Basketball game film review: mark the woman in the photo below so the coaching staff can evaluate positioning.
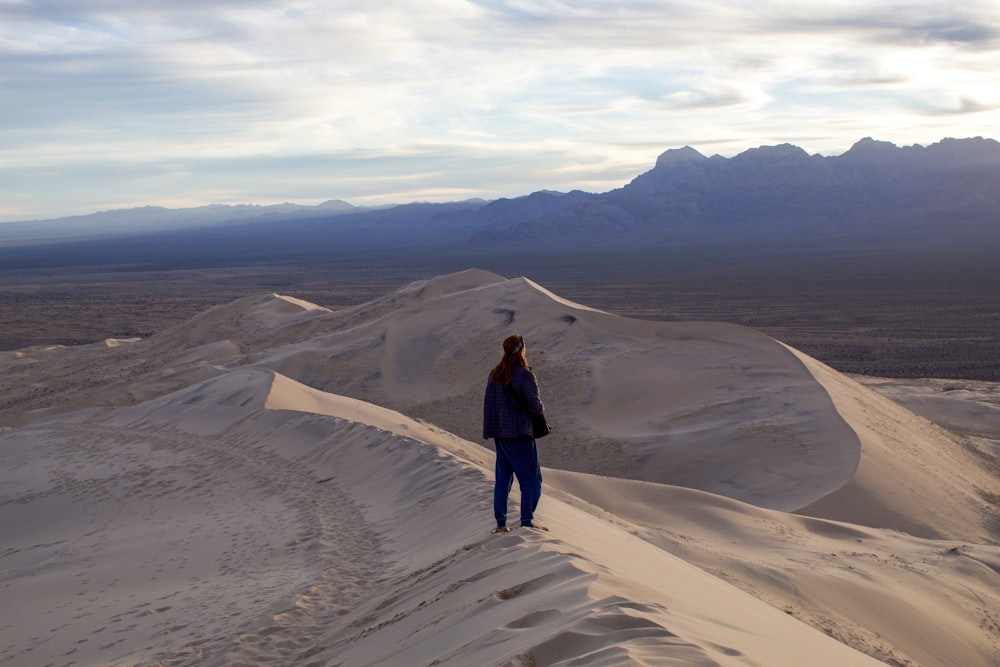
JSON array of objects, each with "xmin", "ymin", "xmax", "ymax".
[{"xmin": 483, "ymin": 333, "xmax": 546, "ymax": 533}]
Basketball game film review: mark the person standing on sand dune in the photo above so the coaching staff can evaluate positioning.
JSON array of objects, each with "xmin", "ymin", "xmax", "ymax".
[{"xmin": 483, "ymin": 334, "xmax": 547, "ymax": 533}]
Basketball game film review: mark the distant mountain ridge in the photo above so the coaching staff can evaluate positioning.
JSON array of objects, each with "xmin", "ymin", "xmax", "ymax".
[
  {"xmin": 625, "ymin": 136, "xmax": 1000, "ymax": 221},
  {"xmin": 2, "ymin": 137, "xmax": 998, "ymax": 257},
  {"xmin": 0, "ymin": 199, "xmax": 359, "ymax": 244},
  {"xmin": 493, "ymin": 136, "xmax": 1000, "ymax": 244}
]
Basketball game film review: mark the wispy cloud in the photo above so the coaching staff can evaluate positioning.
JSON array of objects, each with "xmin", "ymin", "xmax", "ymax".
[{"xmin": 1, "ymin": 0, "xmax": 999, "ymax": 221}]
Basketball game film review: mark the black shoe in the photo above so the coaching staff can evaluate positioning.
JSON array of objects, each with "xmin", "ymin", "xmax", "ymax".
[{"xmin": 521, "ymin": 522, "xmax": 548, "ymax": 531}]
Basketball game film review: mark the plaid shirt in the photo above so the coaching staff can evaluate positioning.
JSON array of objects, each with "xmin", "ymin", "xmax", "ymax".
[{"xmin": 483, "ymin": 365, "xmax": 545, "ymax": 439}]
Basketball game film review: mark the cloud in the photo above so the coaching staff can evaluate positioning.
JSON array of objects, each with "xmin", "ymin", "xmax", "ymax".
[
  {"xmin": 655, "ymin": 83, "xmax": 761, "ymax": 110},
  {"xmin": 2, "ymin": 1, "xmax": 1000, "ymax": 221},
  {"xmin": 919, "ymin": 96, "xmax": 1000, "ymax": 116},
  {"xmin": 748, "ymin": 1, "xmax": 1000, "ymax": 45}
]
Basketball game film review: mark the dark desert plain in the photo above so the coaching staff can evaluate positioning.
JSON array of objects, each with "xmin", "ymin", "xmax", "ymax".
[{"xmin": 2, "ymin": 236, "xmax": 998, "ymax": 381}]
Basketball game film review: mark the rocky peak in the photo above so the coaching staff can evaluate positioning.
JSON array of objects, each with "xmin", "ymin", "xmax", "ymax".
[{"xmin": 654, "ymin": 146, "xmax": 708, "ymax": 168}]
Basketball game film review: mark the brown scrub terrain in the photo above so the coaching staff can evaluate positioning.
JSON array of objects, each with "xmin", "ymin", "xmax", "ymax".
[{"xmin": 1, "ymin": 240, "xmax": 997, "ymax": 381}]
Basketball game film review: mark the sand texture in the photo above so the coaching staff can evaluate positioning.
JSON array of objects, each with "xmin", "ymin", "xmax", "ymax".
[{"xmin": 2, "ymin": 269, "xmax": 998, "ymax": 666}]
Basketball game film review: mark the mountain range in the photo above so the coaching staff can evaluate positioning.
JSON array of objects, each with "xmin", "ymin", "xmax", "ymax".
[{"xmin": 2, "ymin": 136, "xmax": 998, "ymax": 265}]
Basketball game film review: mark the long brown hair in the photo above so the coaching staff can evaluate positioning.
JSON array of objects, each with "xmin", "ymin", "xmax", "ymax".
[{"xmin": 489, "ymin": 334, "xmax": 531, "ymax": 385}]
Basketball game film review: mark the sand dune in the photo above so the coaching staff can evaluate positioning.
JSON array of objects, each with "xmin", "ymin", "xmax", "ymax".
[
  {"xmin": 787, "ymin": 347, "xmax": 998, "ymax": 543},
  {"xmin": 1, "ymin": 269, "xmax": 998, "ymax": 666}
]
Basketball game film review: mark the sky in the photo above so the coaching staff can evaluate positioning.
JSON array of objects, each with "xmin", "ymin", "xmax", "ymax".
[{"xmin": 2, "ymin": 1, "xmax": 999, "ymax": 222}]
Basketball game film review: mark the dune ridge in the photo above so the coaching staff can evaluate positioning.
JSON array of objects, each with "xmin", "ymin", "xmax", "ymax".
[
  {"xmin": 786, "ymin": 345, "xmax": 999, "ymax": 542},
  {"xmin": 1, "ymin": 269, "xmax": 998, "ymax": 666}
]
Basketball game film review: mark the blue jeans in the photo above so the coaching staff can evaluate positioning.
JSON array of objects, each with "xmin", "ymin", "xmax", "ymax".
[{"xmin": 494, "ymin": 436, "xmax": 542, "ymax": 527}]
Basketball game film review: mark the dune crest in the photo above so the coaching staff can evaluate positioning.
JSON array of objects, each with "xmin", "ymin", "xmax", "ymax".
[
  {"xmin": 785, "ymin": 346, "xmax": 999, "ymax": 542},
  {"xmin": 275, "ymin": 293, "xmax": 332, "ymax": 312}
]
